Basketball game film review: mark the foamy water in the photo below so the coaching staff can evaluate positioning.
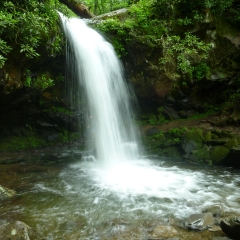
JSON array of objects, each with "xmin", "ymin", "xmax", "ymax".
[{"xmin": 67, "ymin": 157, "xmax": 240, "ymax": 220}]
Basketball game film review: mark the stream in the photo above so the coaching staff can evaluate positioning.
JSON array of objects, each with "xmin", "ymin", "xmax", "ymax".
[{"xmin": 1, "ymin": 153, "xmax": 240, "ymax": 239}]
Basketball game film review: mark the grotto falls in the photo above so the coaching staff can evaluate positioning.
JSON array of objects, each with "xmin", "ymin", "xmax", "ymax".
[{"xmin": 0, "ymin": 13, "xmax": 240, "ymax": 240}]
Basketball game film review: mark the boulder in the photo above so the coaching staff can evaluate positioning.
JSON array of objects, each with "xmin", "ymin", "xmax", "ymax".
[
  {"xmin": 210, "ymin": 146, "xmax": 230, "ymax": 164},
  {"xmin": 0, "ymin": 220, "xmax": 39, "ymax": 240},
  {"xmin": 0, "ymin": 185, "xmax": 16, "ymax": 200},
  {"xmin": 185, "ymin": 213, "xmax": 215, "ymax": 230},
  {"xmin": 190, "ymin": 145, "xmax": 210, "ymax": 163},
  {"xmin": 182, "ymin": 128, "xmax": 203, "ymax": 153},
  {"xmin": 220, "ymin": 218, "xmax": 240, "ymax": 240},
  {"xmin": 149, "ymin": 225, "xmax": 178, "ymax": 239}
]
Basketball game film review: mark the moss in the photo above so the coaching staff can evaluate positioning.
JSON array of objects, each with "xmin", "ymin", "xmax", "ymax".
[
  {"xmin": 203, "ymin": 131, "xmax": 212, "ymax": 142},
  {"xmin": 210, "ymin": 146, "xmax": 230, "ymax": 163},
  {"xmin": 224, "ymin": 138, "xmax": 239, "ymax": 148},
  {"xmin": 162, "ymin": 146, "xmax": 184, "ymax": 161},
  {"xmin": 60, "ymin": 130, "xmax": 79, "ymax": 143},
  {"xmin": 192, "ymin": 145, "xmax": 210, "ymax": 160},
  {"xmin": 182, "ymin": 128, "xmax": 203, "ymax": 153},
  {"xmin": 0, "ymin": 136, "xmax": 48, "ymax": 152}
]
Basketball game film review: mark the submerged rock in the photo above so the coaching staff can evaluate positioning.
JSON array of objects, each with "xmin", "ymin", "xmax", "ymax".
[
  {"xmin": 149, "ymin": 224, "xmax": 178, "ymax": 239},
  {"xmin": 202, "ymin": 204, "xmax": 224, "ymax": 218},
  {"xmin": 0, "ymin": 220, "xmax": 38, "ymax": 240},
  {"xmin": 185, "ymin": 213, "xmax": 215, "ymax": 230},
  {"xmin": 0, "ymin": 185, "xmax": 16, "ymax": 200}
]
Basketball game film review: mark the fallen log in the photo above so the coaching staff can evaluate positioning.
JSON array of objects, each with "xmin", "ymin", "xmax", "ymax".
[{"xmin": 59, "ymin": 0, "xmax": 95, "ymax": 18}]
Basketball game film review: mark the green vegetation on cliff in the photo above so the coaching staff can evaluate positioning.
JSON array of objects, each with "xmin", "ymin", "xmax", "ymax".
[
  {"xmin": 95, "ymin": 0, "xmax": 240, "ymax": 75},
  {"xmin": 0, "ymin": 0, "xmax": 71, "ymax": 67}
]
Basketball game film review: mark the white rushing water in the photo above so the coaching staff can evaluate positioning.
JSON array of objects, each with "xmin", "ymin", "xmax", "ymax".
[{"xmin": 59, "ymin": 13, "xmax": 139, "ymax": 166}]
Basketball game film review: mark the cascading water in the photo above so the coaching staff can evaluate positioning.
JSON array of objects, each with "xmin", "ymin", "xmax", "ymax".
[{"xmin": 59, "ymin": 13, "xmax": 140, "ymax": 166}]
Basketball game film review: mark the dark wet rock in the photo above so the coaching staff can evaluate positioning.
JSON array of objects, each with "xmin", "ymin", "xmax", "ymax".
[
  {"xmin": 220, "ymin": 218, "xmax": 240, "ymax": 240},
  {"xmin": 146, "ymin": 127, "xmax": 161, "ymax": 136},
  {"xmin": 190, "ymin": 145, "xmax": 210, "ymax": 162},
  {"xmin": 163, "ymin": 106, "xmax": 180, "ymax": 120},
  {"xmin": 182, "ymin": 129, "xmax": 203, "ymax": 153},
  {"xmin": 0, "ymin": 185, "xmax": 16, "ymax": 200},
  {"xmin": 226, "ymin": 146, "xmax": 240, "ymax": 168},
  {"xmin": 210, "ymin": 146, "xmax": 230, "ymax": 164},
  {"xmin": 186, "ymin": 213, "xmax": 215, "ymax": 230},
  {"xmin": 208, "ymin": 138, "xmax": 229, "ymax": 146},
  {"xmin": 149, "ymin": 225, "xmax": 178, "ymax": 239},
  {"xmin": 0, "ymin": 220, "xmax": 39, "ymax": 240}
]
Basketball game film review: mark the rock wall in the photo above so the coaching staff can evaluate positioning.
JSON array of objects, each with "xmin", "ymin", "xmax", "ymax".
[
  {"xmin": 122, "ymin": 15, "xmax": 240, "ymax": 124},
  {"xmin": 0, "ymin": 55, "xmax": 83, "ymax": 152}
]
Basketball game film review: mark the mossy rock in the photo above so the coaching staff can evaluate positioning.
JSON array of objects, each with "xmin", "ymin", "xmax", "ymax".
[
  {"xmin": 225, "ymin": 138, "xmax": 239, "ymax": 148},
  {"xmin": 162, "ymin": 146, "xmax": 184, "ymax": 161},
  {"xmin": 182, "ymin": 128, "xmax": 203, "ymax": 153},
  {"xmin": 203, "ymin": 131, "xmax": 212, "ymax": 142},
  {"xmin": 208, "ymin": 138, "xmax": 229, "ymax": 146},
  {"xmin": 193, "ymin": 145, "xmax": 210, "ymax": 160},
  {"xmin": 210, "ymin": 146, "xmax": 230, "ymax": 164},
  {"xmin": 217, "ymin": 131, "xmax": 233, "ymax": 139},
  {"xmin": 233, "ymin": 135, "xmax": 240, "ymax": 144}
]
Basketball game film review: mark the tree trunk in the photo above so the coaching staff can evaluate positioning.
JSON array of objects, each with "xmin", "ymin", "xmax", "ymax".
[{"xmin": 59, "ymin": 0, "xmax": 95, "ymax": 18}]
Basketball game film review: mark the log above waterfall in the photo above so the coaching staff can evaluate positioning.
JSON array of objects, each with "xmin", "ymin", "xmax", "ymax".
[{"xmin": 59, "ymin": 0, "xmax": 95, "ymax": 18}]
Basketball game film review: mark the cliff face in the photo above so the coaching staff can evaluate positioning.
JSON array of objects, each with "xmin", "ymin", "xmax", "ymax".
[
  {"xmin": 122, "ymin": 16, "xmax": 240, "ymax": 124},
  {"xmin": 0, "ymin": 54, "xmax": 83, "ymax": 151},
  {"xmin": 0, "ymin": 3, "xmax": 240, "ymax": 155}
]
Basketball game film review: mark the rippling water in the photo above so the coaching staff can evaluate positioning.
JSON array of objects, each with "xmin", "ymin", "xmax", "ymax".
[{"xmin": 0, "ymin": 156, "xmax": 240, "ymax": 239}]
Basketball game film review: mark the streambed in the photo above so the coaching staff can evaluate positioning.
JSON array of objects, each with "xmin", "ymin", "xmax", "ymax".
[{"xmin": 0, "ymin": 154, "xmax": 239, "ymax": 239}]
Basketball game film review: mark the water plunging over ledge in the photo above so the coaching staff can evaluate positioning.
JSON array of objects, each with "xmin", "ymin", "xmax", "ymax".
[{"xmin": 59, "ymin": 12, "xmax": 140, "ymax": 166}]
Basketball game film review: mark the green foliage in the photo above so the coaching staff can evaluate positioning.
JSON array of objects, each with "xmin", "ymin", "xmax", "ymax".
[
  {"xmin": 193, "ymin": 63, "xmax": 210, "ymax": 81},
  {"xmin": 128, "ymin": 0, "xmax": 166, "ymax": 39},
  {"xmin": 95, "ymin": 18, "xmax": 131, "ymax": 57},
  {"xmin": 60, "ymin": 129, "xmax": 78, "ymax": 142},
  {"xmin": 24, "ymin": 69, "xmax": 32, "ymax": 87},
  {"xmin": 95, "ymin": 0, "xmax": 166, "ymax": 56},
  {"xmin": 34, "ymin": 73, "xmax": 55, "ymax": 90},
  {"xmin": 0, "ymin": 0, "xmax": 71, "ymax": 67},
  {"xmin": 168, "ymin": 127, "xmax": 187, "ymax": 137},
  {"xmin": 24, "ymin": 70, "xmax": 55, "ymax": 90},
  {"xmin": 0, "ymin": 136, "xmax": 47, "ymax": 151},
  {"xmin": 83, "ymin": 0, "xmax": 131, "ymax": 15},
  {"xmin": 148, "ymin": 108, "xmax": 168, "ymax": 125},
  {"xmin": 51, "ymin": 106, "xmax": 73, "ymax": 115},
  {"xmin": 160, "ymin": 33, "xmax": 211, "ymax": 81}
]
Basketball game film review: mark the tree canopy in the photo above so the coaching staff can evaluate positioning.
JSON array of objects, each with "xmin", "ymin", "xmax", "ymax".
[{"xmin": 0, "ymin": 0, "xmax": 239, "ymax": 68}]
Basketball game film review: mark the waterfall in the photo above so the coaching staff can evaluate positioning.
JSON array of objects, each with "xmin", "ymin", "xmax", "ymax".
[{"xmin": 59, "ymin": 13, "xmax": 140, "ymax": 166}]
